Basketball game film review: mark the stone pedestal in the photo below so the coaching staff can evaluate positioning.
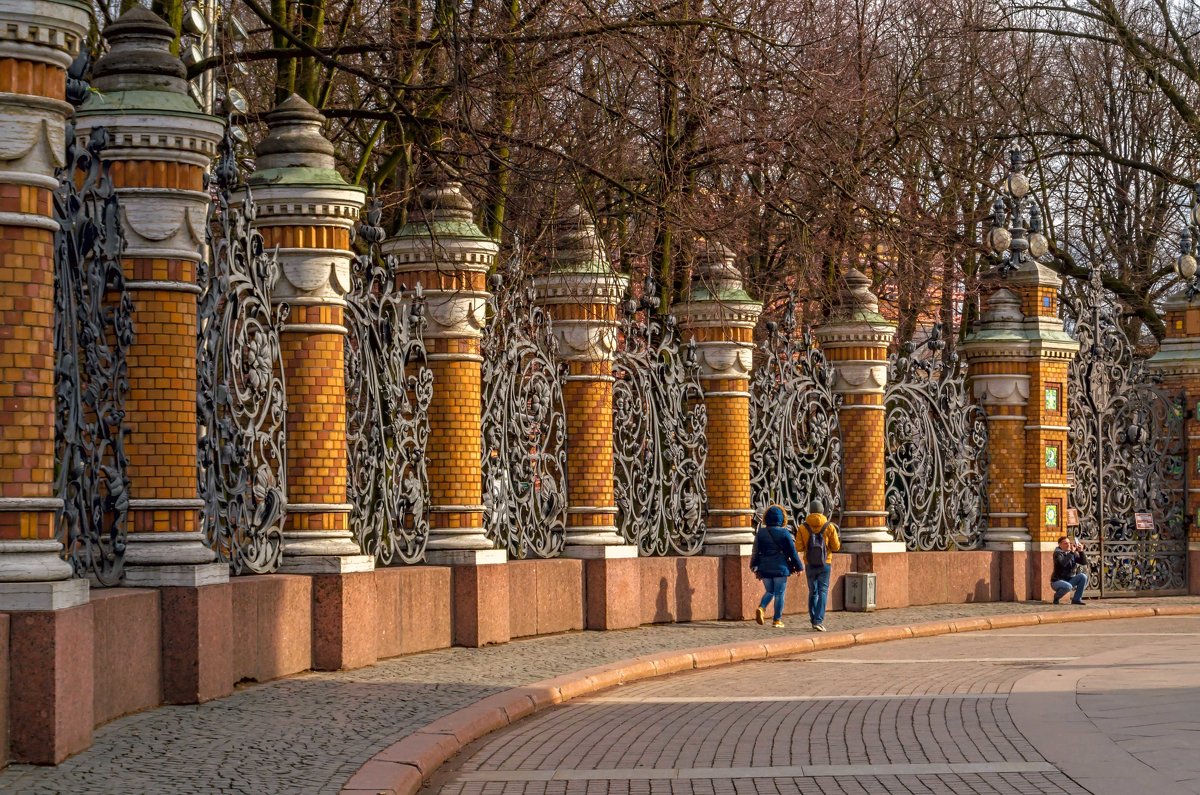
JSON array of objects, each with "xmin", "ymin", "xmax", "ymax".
[
  {"xmin": 159, "ymin": 583, "xmax": 233, "ymax": 704},
  {"xmin": 312, "ymin": 570, "xmax": 378, "ymax": 670},
  {"xmin": 0, "ymin": 0, "xmax": 91, "ymax": 599},
  {"xmin": 584, "ymin": 555, "xmax": 643, "ymax": 630},
  {"xmin": 75, "ymin": 7, "xmax": 225, "ymax": 583},
  {"xmin": 449, "ymin": 559, "xmax": 511, "ymax": 647},
  {"xmin": 237, "ymin": 94, "xmax": 370, "ymax": 574}
]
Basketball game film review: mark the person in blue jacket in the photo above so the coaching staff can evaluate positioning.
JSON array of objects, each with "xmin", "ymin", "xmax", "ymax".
[{"xmin": 749, "ymin": 504, "xmax": 805, "ymax": 628}]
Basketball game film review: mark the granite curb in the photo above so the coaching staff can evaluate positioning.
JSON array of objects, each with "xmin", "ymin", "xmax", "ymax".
[{"xmin": 338, "ymin": 604, "xmax": 1200, "ymax": 794}]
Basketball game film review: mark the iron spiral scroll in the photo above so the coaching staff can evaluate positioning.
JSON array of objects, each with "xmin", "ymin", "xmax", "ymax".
[
  {"xmin": 748, "ymin": 300, "xmax": 842, "ymax": 524},
  {"xmin": 1066, "ymin": 270, "xmax": 1187, "ymax": 595},
  {"xmin": 196, "ymin": 125, "xmax": 288, "ymax": 575},
  {"xmin": 345, "ymin": 200, "xmax": 433, "ymax": 565},
  {"xmin": 480, "ymin": 251, "xmax": 568, "ymax": 559},
  {"xmin": 53, "ymin": 53, "xmax": 134, "ymax": 585},
  {"xmin": 613, "ymin": 277, "xmax": 708, "ymax": 556},
  {"xmin": 883, "ymin": 324, "xmax": 989, "ymax": 550}
]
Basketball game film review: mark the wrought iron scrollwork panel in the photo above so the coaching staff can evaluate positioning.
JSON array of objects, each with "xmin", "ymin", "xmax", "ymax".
[
  {"xmin": 749, "ymin": 302, "xmax": 842, "ymax": 524},
  {"xmin": 1066, "ymin": 271, "xmax": 1187, "ymax": 596},
  {"xmin": 54, "ymin": 56, "xmax": 133, "ymax": 585},
  {"xmin": 613, "ymin": 279, "xmax": 708, "ymax": 556},
  {"xmin": 480, "ymin": 254, "xmax": 568, "ymax": 559},
  {"xmin": 197, "ymin": 126, "xmax": 288, "ymax": 575},
  {"xmin": 345, "ymin": 202, "xmax": 433, "ymax": 565},
  {"xmin": 884, "ymin": 326, "xmax": 989, "ymax": 551}
]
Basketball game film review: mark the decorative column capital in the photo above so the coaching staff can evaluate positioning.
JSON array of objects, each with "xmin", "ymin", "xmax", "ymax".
[
  {"xmin": 813, "ymin": 268, "xmax": 896, "ymax": 396},
  {"xmin": 671, "ymin": 241, "xmax": 761, "ymax": 381},
  {"xmin": 0, "ymin": 0, "xmax": 90, "ymax": 69},
  {"xmin": 382, "ymin": 175, "xmax": 496, "ymax": 342},
  {"xmin": 532, "ymin": 205, "xmax": 629, "ymax": 363},
  {"xmin": 239, "ymin": 94, "xmax": 365, "ymax": 303}
]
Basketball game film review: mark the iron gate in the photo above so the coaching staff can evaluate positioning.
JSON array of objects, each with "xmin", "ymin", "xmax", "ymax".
[{"xmin": 1066, "ymin": 271, "xmax": 1188, "ymax": 596}]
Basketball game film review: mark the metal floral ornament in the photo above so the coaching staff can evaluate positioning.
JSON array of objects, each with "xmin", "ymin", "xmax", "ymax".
[
  {"xmin": 749, "ymin": 297, "xmax": 842, "ymax": 525},
  {"xmin": 54, "ymin": 50, "xmax": 134, "ymax": 585},
  {"xmin": 197, "ymin": 123, "xmax": 288, "ymax": 575},
  {"xmin": 613, "ymin": 276, "xmax": 709, "ymax": 556},
  {"xmin": 986, "ymin": 149, "xmax": 1049, "ymax": 278},
  {"xmin": 345, "ymin": 198, "xmax": 433, "ymax": 565},
  {"xmin": 883, "ymin": 324, "xmax": 989, "ymax": 550},
  {"xmin": 480, "ymin": 247, "xmax": 568, "ymax": 559}
]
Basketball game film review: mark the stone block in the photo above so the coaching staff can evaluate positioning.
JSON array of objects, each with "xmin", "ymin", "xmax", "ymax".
[
  {"xmin": 855, "ymin": 551, "xmax": 910, "ymax": 608},
  {"xmin": 0, "ymin": 613, "xmax": 8, "ymax": 768},
  {"xmin": 999, "ymin": 548, "xmax": 1030, "ymax": 601},
  {"xmin": 1190, "ymin": 550, "xmax": 1200, "ymax": 595},
  {"xmin": 906, "ymin": 553, "xmax": 949, "ymax": 606},
  {"xmin": 1029, "ymin": 549, "xmax": 1056, "ymax": 601},
  {"xmin": 829, "ymin": 552, "xmax": 855, "ymax": 611},
  {"xmin": 8, "ymin": 603, "xmax": 94, "ymax": 764},
  {"xmin": 160, "ymin": 583, "xmax": 233, "ymax": 705},
  {"xmin": 946, "ymin": 551, "xmax": 1000, "ymax": 602},
  {"xmin": 451, "ymin": 563, "xmax": 510, "ymax": 647},
  {"xmin": 719, "ymin": 554, "xmax": 759, "ymax": 620},
  {"xmin": 313, "ymin": 571, "xmax": 377, "ymax": 670},
  {"xmin": 641, "ymin": 557, "xmax": 676, "ymax": 624},
  {"xmin": 230, "ymin": 575, "xmax": 312, "ymax": 684},
  {"xmin": 507, "ymin": 560, "xmax": 538, "ymax": 638},
  {"xmin": 90, "ymin": 588, "xmax": 160, "ymax": 726},
  {"xmin": 584, "ymin": 556, "xmax": 641, "ymax": 630},
  {"xmin": 533, "ymin": 558, "xmax": 583, "ymax": 635},
  {"xmin": 674, "ymin": 556, "xmax": 719, "ymax": 622},
  {"xmin": 381, "ymin": 566, "xmax": 451, "ymax": 657}
]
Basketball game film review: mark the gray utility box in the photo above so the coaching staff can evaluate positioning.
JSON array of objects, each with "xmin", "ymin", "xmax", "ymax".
[{"xmin": 844, "ymin": 572, "xmax": 877, "ymax": 612}]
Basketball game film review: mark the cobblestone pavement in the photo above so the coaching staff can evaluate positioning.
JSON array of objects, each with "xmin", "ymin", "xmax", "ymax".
[
  {"xmin": 2, "ymin": 598, "xmax": 1197, "ymax": 794},
  {"xmin": 432, "ymin": 613, "xmax": 1200, "ymax": 795}
]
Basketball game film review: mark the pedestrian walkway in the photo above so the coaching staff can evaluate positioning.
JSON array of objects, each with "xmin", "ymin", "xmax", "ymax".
[
  {"xmin": 2, "ymin": 598, "xmax": 1197, "ymax": 794},
  {"xmin": 433, "ymin": 614, "xmax": 1200, "ymax": 795}
]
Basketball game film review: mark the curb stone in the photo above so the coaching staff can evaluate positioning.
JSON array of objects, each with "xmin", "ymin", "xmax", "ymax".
[{"xmin": 339, "ymin": 604, "xmax": 1200, "ymax": 795}]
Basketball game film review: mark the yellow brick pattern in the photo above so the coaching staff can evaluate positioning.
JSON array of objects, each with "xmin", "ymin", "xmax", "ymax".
[
  {"xmin": 1027, "ymin": 358, "xmax": 1070, "ymax": 543},
  {"xmin": 702, "ymin": 384, "xmax": 750, "ymax": 521},
  {"xmin": 259, "ymin": 226, "xmax": 350, "ymax": 251},
  {"xmin": 427, "ymin": 355, "xmax": 483, "ymax": 526},
  {"xmin": 564, "ymin": 359, "xmax": 615, "ymax": 527},
  {"xmin": 839, "ymin": 403, "xmax": 886, "ymax": 529}
]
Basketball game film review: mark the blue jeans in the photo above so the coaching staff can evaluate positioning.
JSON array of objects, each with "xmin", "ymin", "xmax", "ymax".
[
  {"xmin": 807, "ymin": 564, "xmax": 831, "ymax": 625},
  {"xmin": 1052, "ymin": 572, "xmax": 1088, "ymax": 603},
  {"xmin": 759, "ymin": 576, "xmax": 788, "ymax": 622}
]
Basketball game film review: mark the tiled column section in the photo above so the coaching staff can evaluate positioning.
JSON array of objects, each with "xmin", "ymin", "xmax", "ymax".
[
  {"xmin": 1148, "ymin": 290, "xmax": 1200, "ymax": 594},
  {"xmin": 534, "ymin": 206, "xmax": 641, "ymax": 630},
  {"xmin": 238, "ymin": 95, "xmax": 370, "ymax": 575},
  {"xmin": 75, "ymin": 8, "xmax": 225, "ymax": 587},
  {"xmin": 814, "ymin": 268, "xmax": 899, "ymax": 551},
  {"xmin": 0, "ymin": 0, "xmax": 91, "ymax": 608},
  {"xmin": 672, "ymin": 243, "xmax": 761, "ymax": 550},
  {"xmin": 383, "ymin": 174, "xmax": 507, "ymax": 647}
]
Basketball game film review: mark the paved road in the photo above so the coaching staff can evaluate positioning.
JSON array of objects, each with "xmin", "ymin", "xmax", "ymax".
[
  {"xmin": 2, "ymin": 599, "xmax": 1196, "ymax": 794},
  {"xmin": 433, "ymin": 615, "xmax": 1200, "ymax": 795}
]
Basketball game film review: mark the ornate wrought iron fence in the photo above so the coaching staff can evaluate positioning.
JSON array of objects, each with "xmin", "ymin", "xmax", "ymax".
[
  {"xmin": 480, "ymin": 252, "xmax": 568, "ymax": 559},
  {"xmin": 196, "ymin": 126, "xmax": 288, "ymax": 574},
  {"xmin": 344, "ymin": 200, "xmax": 433, "ymax": 565},
  {"xmin": 883, "ymin": 325, "xmax": 989, "ymax": 550},
  {"xmin": 1066, "ymin": 270, "xmax": 1188, "ymax": 595},
  {"xmin": 53, "ymin": 53, "xmax": 133, "ymax": 585},
  {"xmin": 613, "ymin": 277, "xmax": 708, "ymax": 556},
  {"xmin": 749, "ymin": 301, "xmax": 842, "ymax": 525}
]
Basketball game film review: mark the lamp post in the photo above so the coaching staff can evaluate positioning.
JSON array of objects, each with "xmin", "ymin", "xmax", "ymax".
[
  {"xmin": 1174, "ymin": 184, "xmax": 1200, "ymax": 297},
  {"xmin": 985, "ymin": 150, "xmax": 1050, "ymax": 277}
]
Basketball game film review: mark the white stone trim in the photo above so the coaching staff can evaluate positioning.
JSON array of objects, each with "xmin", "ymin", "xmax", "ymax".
[
  {"xmin": 1023, "ymin": 483, "xmax": 1069, "ymax": 489},
  {"xmin": 125, "ymin": 280, "xmax": 202, "ymax": 295},
  {"xmin": 127, "ymin": 498, "xmax": 204, "ymax": 509},
  {"xmin": 0, "ymin": 497, "xmax": 62, "ymax": 511},
  {"xmin": 551, "ymin": 319, "xmax": 619, "ymax": 362},
  {"xmin": 281, "ymin": 323, "xmax": 347, "ymax": 335},
  {"xmin": 75, "ymin": 113, "xmax": 223, "ymax": 168},
  {"xmin": 0, "ymin": 211, "xmax": 57, "ymax": 232},
  {"xmin": 0, "ymin": 0, "xmax": 90, "ymax": 67},
  {"xmin": 1025, "ymin": 425, "xmax": 1069, "ymax": 432}
]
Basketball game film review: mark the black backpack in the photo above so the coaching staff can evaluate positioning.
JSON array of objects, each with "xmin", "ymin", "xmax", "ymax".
[{"xmin": 805, "ymin": 522, "xmax": 830, "ymax": 566}]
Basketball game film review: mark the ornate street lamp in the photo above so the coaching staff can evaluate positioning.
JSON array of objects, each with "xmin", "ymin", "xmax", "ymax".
[
  {"xmin": 1173, "ymin": 183, "xmax": 1200, "ymax": 298},
  {"xmin": 984, "ymin": 149, "xmax": 1050, "ymax": 278}
]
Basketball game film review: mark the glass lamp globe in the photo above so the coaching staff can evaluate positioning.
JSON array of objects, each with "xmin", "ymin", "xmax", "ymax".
[
  {"xmin": 1028, "ymin": 232, "xmax": 1048, "ymax": 259},
  {"xmin": 1178, "ymin": 253, "xmax": 1198, "ymax": 280},
  {"xmin": 988, "ymin": 226, "xmax": 1012, "ymax": 253},
  {"xmin": 1192, "ymin": 203, "xmax": 1200, "ymax": 227},
  {"xmin": 1006, "ymin": 172, "xmax": 1030, "ymax": 199}
]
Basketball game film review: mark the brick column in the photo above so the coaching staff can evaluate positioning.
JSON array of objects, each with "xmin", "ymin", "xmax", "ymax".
[
  {"xmin": 814, "ymin": 269, "xmax": 907, "ymax": 606},
  {"xmin": 238, "ymin": 95, "xmax": 370, "ymax": 577},
  {"xmin": 75, "ymin": 8, "xmax": 233, "ymax": 705},
  {"xmin": 75, "ymin": 8, "xmax": 225, "ymax": 588},
  {"xmin": 382, "ymin": 173, "xmax": 508, "ymax": 646},
  {"xmin": 672, "ymin": 242, "xmax": 762, "ymax": 619},
  {"xmin": 0, "ymin": 0, "xmax": 91, "ymax": 609},
  {"xmin": 1147, "ymin": 289, "xmax": 1200, "ymax": 594},
  {"xmin": 0, "ymin": 0, "xmax": 96, "ymax": 764},
  {"xmin": 533, "ymin": 206, "xmax": 639, "ymax": 629}
]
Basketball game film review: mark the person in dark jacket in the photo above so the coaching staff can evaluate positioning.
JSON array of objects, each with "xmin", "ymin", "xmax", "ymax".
[
  {"xmin": 1051, "ymin": 535, "xmax": 1088, "ymax": 604},
  {"xmin": 749, "ymin": 505, "xmax": 805, "ymax": 628}
]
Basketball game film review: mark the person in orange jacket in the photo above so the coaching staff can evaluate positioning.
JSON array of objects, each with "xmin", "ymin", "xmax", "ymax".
[{"xmin": 796, "ymin": 502, "xmax": 840, "ymax": 631}]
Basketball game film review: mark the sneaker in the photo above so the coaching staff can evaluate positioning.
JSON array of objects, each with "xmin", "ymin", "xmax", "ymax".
[
  {"xmin": 814, "ymin": 624, "xmax": 826, "ymax": 632},
  {"xmin": 1071, "ymin": 599, "xmax": 1085, "ymax": 605},
  {"xmin": 755, "ymin": 607, "xmax": 765, "ymax": 625},
  {"xmin": 772, "ymin": 620, "xmax": 785, "ymax": 628}
]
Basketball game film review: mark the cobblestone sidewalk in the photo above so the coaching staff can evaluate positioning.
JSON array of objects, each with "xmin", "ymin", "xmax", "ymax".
[{"xmin": 2, "ymin": 597, "xmax": 1197, "ymax": 794}]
